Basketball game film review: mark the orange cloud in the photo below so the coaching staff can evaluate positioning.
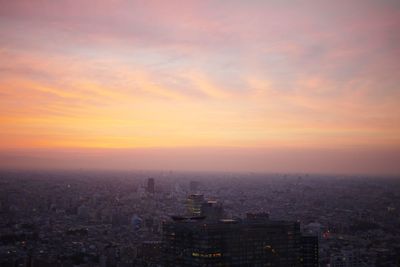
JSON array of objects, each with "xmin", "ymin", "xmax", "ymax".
[{"xmin": 1, "ymin": 0, "xmax": 400, "ymax": 173}]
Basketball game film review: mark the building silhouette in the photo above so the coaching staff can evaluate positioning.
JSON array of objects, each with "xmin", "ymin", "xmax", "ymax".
[
  {"xmin": 162, "ymin": 212, "xmax": 315, "ymax": 267},
  {"xmin": 186, "ymin": 194, "xmax": 204, "ymax": 216},
  {"xmin": 147, "ymin": 178, "xmax": 155, "ymax": 194},
  {"xmin": 301, "ymin": 235, "xmax": 319, "ymax": 267},
  {"xmin": 201, "ymin": 200, "xmax": 224, "ymax": 221},
  {"xmin": 189, "ymin": 180, "xmax": 200, "ymax": 193}
]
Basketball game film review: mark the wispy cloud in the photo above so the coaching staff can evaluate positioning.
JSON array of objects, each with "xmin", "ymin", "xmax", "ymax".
[{"xmin": 0, "ymin": 0, "xmax": 399, "ymax": 172}]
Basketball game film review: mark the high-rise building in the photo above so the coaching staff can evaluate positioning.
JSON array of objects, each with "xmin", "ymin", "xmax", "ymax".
[
  {"xmin": 147, "ymin": 178, "xmax": 155, "ymax": 194},
  {"xmin": 162, "ymin": 213, "xmax": 304, "ymax": 267},
  {"xmin": 189, "ymin": 180, "xmax": 200, "ymax": 193},
  {"xmin": 301, "ymin": 235, "xmax": 318, "ymax": 267},
  {"xmin": 186, "ymin": 194, "xmax": 205, "ymax": 216},
  {"xmin": 201, "ymin": 200, "xmax": 224, "ymax": 221}
]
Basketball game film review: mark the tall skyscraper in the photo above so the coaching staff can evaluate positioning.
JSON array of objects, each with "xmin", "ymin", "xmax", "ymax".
[
  {"xmin": 162, "ymin": 213, "xmax": 306, "ymax": 267},
  {"xmin": 201, "ymin": 200, "xmax": 224, "ymax": 221},
  {"xmin": 147, "ymin": 178, "xmax": 155, "ymax": 194},
  {"xmin": 186, "ymin": 194, "xmax": 204, "ymax": 216}
]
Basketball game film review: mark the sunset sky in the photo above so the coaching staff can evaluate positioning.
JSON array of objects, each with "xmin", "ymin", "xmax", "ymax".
[{"xmin": 0, "ymin": 0, "xmax": 399, "ymax": 174}]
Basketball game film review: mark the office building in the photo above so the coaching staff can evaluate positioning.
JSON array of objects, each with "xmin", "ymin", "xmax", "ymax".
[
  {"xmin": 147, "ymin": 178, "xmax": 155, "ymax": 194},
  {"xmin": 301, "ymin": 235, "xmax": 318, "ymax": 267},
  {"xmin": 201, "ymin": 200, "xmax": 224, "ymax": 221},
  {"xmin": 187, "ymin": 194, "xmax": 205, "ymax": 216},
  {"xmin": 162, "ymin": 213, "xmax": 304, "ymax": 266}
]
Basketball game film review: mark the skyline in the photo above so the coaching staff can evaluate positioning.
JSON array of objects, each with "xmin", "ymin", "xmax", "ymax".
[{"xmin": 1, "ymin": 0, "xmax": 400, "ymax": 174}]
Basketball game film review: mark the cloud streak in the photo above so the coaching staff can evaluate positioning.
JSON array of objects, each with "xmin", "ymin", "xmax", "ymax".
[{"xmin": 0, "ymin": 0, "xmax": 399, "ymax": 173}]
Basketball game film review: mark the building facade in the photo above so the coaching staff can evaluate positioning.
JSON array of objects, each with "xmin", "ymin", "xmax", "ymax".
[
  {"xmin": 147, "ymin": 178, "xmax": 155, "ymax": 194},
  {"xmin": 163, "ymin": 214, "xmax": 305, "ymax": 267}
]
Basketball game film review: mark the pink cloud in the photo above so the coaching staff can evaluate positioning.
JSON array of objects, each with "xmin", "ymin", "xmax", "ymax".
[{"xmin": 1, "ymin": 0, "xmax": 400, "ymax": 173}]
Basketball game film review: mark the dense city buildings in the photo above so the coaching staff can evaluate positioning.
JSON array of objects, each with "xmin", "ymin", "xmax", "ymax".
[
  {"xmin": 0, "ymin": 170, "xmax": 399, "ymax": 266},
  {"xmin": 147, "ymin": 178, "xmax": 155, "ymax": 194},
  {"xmin": 189, "ymin": 181, "xmax": 200, "ymax": 193},
  {"xmin": 164, "ymin": 196, "xmax": 317, "ymax": 267},
  {"xmin": 163, "ymin": 213, "xmax": 305, "ymax": 266}
]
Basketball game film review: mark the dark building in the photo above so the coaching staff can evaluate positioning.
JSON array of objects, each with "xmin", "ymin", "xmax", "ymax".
[
  {"xmin": 162, "ymin": 213, "xmax": 306, "ymax": 267},
  {"xmin": 201, "ymin": 200, "xmax": 224, "ymax": 221},
  {"xmin": 187, "ymin": 194, "xmax": 205, "ymax": 216},
  {"xmin": 189, "ymin": 180, "xmax": 200, "ymax": 193},
  {"xmin": 137, "ymin": 241, "xmax": 163, "ymax": 265},
  {"xmin": 301, "ymin": 235, "xmax": 318, "ymax": 267},
  {"xmin": 147, "ymin": 178, "xmax": 155, "ymax": 194}
]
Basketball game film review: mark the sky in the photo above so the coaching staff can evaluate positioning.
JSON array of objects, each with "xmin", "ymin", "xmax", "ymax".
[{"xmin": 0, "ymin": 0, "xmax": 399, "ymax": 174}]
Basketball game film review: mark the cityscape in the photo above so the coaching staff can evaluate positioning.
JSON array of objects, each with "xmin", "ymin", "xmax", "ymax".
[
  {"xmin": 1, "ymin": 0, "xmax": 400, "ymax": 266},
  {"xmin": 0, "ymin": 171, "xmax": 399, "ymax": 266}
]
